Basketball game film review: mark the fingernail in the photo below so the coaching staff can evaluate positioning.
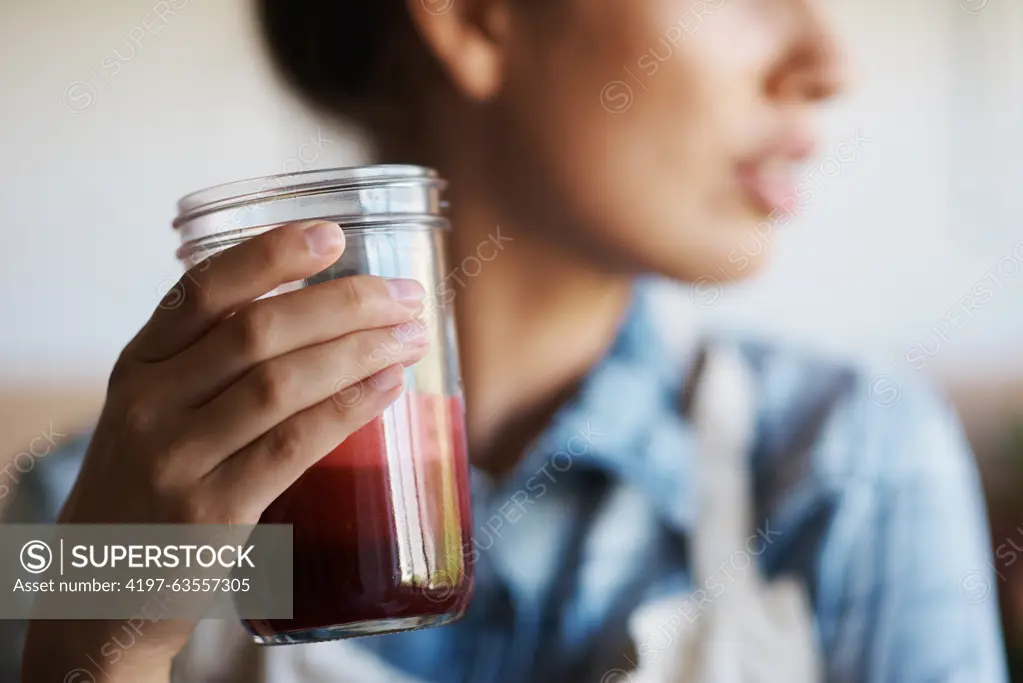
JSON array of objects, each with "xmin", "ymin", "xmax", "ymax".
[
  {"xmin": 386, "ymin": 278, "xmax": 426, "ymax": 305},
  {"xmin": 392, "ymin": 321, "xmax": 430, "ymax": 346},
  {"xmin": 374, "ymin": 366, "xmax": 405, "ymax": 391},
  {"xmin": 304, "ymin": 222, "xmax": 344, "ymax": 256}
]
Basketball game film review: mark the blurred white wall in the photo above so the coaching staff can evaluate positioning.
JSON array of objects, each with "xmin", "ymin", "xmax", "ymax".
[
  {"xmin": 0, "ymin": 0, "xmax": 366, "ymax": 382},
  {"xmin": 0, "ymin": 0, "xmax": 1020, "ymax": 385}
]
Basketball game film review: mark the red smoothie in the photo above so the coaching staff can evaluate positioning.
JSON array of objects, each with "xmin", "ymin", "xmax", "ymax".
[{"xmin": 246, "ymin": 392, "xmax": 474, "ymax": 641}]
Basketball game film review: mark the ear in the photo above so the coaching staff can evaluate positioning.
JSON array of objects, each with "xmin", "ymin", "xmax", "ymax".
[{"xmin": 406, "ymin": 0, "xmax": 511, "ymax": 102}]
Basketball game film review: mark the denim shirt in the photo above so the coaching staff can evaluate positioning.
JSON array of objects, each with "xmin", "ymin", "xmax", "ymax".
[{"xmin": 6, "ymin": 282, "xmax": 1008, "ymax": 683}]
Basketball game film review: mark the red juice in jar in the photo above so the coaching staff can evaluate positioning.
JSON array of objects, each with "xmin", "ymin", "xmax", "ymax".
[
  {"xmin": 173, "ymin": 166, "xmax": 474, "ymax": 645},
  {"xmin": 246, "ymin": 392, "xmax": 474, "ymax": 641}
]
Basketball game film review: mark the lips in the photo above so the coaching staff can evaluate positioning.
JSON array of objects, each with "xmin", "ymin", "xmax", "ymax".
[
  {"xmin": 737, "ymin": 160, "xmax": 800, "ymax": 216},
  {"xmin": 737, "ymin": 131, "xmax": 816, "ymax": 216}
]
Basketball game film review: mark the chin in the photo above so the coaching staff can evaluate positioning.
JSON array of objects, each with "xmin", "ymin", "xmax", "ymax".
[
  {"xmin": 712, "ymin": 248, "xmax": 772, "ymax": 282},
  {"xmin": 636, "ymin": 215, "xmax": 775, "ymax": 284},
  {"xmin": 667, "ymin": 258, "xmax": 770, "ymax": 286}
]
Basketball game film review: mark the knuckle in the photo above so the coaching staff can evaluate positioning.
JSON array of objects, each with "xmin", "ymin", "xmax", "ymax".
[
  {"xmin": 337, "ymin": 274, "xmax": 370, "ymax": 312},
  {"xmin": 122, "ymin": 399, "xmax": 157, "ymax": 434},
  {"xmin": 233, "ymin": 305, "xmax": 276, "ymax": 360},
  {"xmin": 257, "ymin": 229, "xmax": 292, "ymax": 272},
  {"xmin": 251, "ymin": 363, "xmax": 295, "ymax": 413},
  {"xmin": 339, "ymin": 276, "xmax": 379, "ymax": 315},
  {"xmin": 332, "ymin": 379, "xmax": 367, "ymax": 411},
  {"xmin": 335, "ymin": 393, "xmax": 379, "ymax": 432},
  {"xmin": 352, "ymin": 330, "xmax": 389, "ymax": 373},
  {"xmin": 391, "ymin": 319, "xmax": 425, "ymax": 349},
  {"xmin": 263, "ymin": 422, "xmax": 304, "ymax": 467}
]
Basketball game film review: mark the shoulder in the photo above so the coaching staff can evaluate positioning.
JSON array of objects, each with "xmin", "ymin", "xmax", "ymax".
[
  {"xmin": 726, "ymin": 334, "xmax": 978, "ymax": 504},
  {"xmin": 724, "ymin": 337, "xmax": 1006, "ymax": 680}
]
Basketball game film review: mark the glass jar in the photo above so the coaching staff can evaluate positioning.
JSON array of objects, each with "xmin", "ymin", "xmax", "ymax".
[{"xmin": 173, "ymin": 165, "xmax": 474, "ymax": 645}]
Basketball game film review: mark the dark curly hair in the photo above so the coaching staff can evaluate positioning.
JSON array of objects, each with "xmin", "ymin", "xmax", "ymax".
[{"xmin": 256, "ymin": 0, "xmax": 441, "ymax": 150}]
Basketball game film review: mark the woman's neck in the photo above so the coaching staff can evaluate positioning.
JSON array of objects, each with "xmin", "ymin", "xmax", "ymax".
[
  {"xmin": 446, "ymin": 197, "xmax": 633, "ymax": 475},
  {"xmin": 381, "ymin": 110, "xmax": 633, "ymax": 474}
]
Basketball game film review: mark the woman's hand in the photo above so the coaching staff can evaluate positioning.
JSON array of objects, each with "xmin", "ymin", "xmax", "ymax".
[{"xmin": 22, "ymin": 221, "xmax": 428, "ymax": 682}]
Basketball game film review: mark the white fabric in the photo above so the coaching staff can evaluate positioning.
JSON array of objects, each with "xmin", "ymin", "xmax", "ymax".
[{"xmin": 623, "ymin": 343, "xmax": 820, "ymax": 683}]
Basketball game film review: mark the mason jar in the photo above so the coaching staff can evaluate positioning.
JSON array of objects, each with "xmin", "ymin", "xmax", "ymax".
[{"xmin": 173, "ymin": 165, "xmax": 474, "ymax": 645}]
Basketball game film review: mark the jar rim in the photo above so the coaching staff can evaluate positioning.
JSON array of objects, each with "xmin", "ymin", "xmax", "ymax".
[
  {"xmin": 174, "ymin": 164, "xmax": 441, "ymax": 229},
  {"xmin": 176, "ymin": 216, "xmax": 451, "ymax": 263}
]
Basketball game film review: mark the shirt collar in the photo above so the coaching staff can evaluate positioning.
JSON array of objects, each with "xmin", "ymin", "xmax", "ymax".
[{"xmin": 500, "ymin": 280, "xmax": 702, "ymax": 534}]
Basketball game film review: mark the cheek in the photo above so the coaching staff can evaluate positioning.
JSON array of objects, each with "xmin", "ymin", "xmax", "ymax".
[
  {"xmin": 492, "ymin": 0, "xmax": 779, "ymax": 271},
  {"xmin": 576, "ymin": 33, "xmax": 760, "ymax": 239},
  {"xmin": 616, "ymin": 4, "xmax": 777, "ymax": 187}
]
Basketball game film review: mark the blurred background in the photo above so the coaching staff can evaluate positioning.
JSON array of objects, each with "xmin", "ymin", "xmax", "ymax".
[{"xmin": 1, "ymin": 0, "xmax": 1021, "ymax": 675}]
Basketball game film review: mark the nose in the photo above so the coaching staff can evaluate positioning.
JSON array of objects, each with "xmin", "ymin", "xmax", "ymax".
[{"xmin": 766, "ymin": 0, "xmax": 852, "ymax": 103}]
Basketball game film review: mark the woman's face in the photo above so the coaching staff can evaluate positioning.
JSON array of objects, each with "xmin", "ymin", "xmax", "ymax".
[{"xmin": 480, "ymin": 0, "xmax": 848, "ymax": 281}]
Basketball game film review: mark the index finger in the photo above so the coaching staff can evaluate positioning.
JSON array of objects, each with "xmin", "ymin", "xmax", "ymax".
[{"xmin": 128, "ymin": 220, "xmax": 345, "ymax": 362}]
